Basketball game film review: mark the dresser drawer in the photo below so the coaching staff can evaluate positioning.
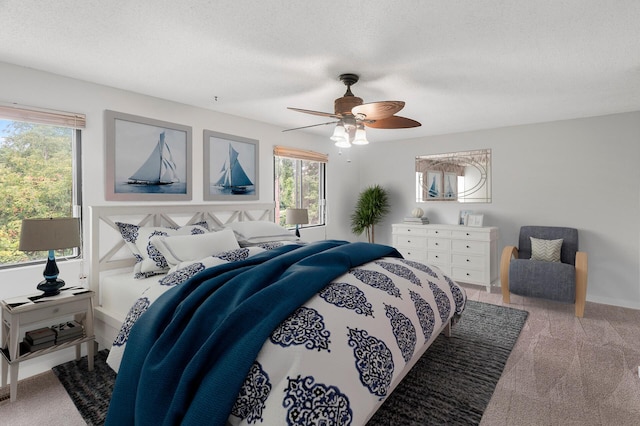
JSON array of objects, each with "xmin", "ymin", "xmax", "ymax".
[
  {"xmin": 428, "ymin": 251, "xmax": 450, "ymax": 265},
  {"xmin": 428, "ymin": 238, "xmax": 450, "ymax": 251},
  {"xmin": 392, "ymin": 225, "xmax": 428, "ymax": 236},
  {"xmin": 452, "ymin": 267, "xmax": 486, "ymax": 283},
  {"xmin": 451, "ymin": 229, "xmax": 490, "ymax": 241},
  {"xmin": 394, "ymin": 235, "xmax": 427, "ymax": 249},
  {"xmin": 452, "ymin": 253, "xmax": 485, "ymax": 269},
  {"xmin": 398, "ymin": 248, "xmax": 427, "ymax": 262},
  {"xmin": 451, "ymin": 239, "xmax": 487, "ymax": 254},
  {"xmin": 427, "ymin": 229, "xmax": 451, "ymax": 237}
]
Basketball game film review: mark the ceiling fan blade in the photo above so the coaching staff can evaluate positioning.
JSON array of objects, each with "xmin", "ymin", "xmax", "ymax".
[
  {"xmin": 352, "ymin": 101, "xmax": 405, "ymax": 120},
  {"xmin": 282, "ymin": 121, "xmax": 338, "ymax": 132},
  {"xmin": 364, "ymin": 115, "xmax": 421, "ymax": 129},
  {"xmin": 287, "ymin": 107, "xmax": 341, "ymax": 119}
]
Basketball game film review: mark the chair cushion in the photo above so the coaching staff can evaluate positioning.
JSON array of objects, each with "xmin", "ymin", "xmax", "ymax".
[
  {"xmin": 530, "ymin": 237, "xmax": 563, "ymax": 262},
  {"xmin": 509, "ymin": 259, "xmax": 576, "ymax": 303}
]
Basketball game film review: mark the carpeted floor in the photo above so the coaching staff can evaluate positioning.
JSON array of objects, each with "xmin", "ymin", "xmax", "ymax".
[{"xmin": 52, "ymin": 300, "xmax": 527, "ymax": 425}]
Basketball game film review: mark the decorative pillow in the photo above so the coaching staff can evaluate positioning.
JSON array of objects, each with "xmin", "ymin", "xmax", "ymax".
[
  {"xmin": 115, "ymin": 222, "xmax": 209, "ymax": 278},
  {"xmin": 224, "ymin": 220, "xmax": 298, "ymax": 246},
  {"xmin": 530, "ymin": 237, "xmax": 563, "ymax": 262},
  {"xmin": 150, "ymin": 229, "xmax": 240, "ymax": 268},
  {"xmin": 160, "ymin": 246, "xmax": 267, "ymax": 286}
]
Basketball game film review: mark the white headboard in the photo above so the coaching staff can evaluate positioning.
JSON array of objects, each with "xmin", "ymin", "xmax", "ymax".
[{"xmin": 88, "ymin": 203, "xmax": 275, "ymax": 302}]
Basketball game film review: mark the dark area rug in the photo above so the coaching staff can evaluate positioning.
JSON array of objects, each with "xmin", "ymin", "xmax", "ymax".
[
  {"xmin": 52, "ymin": 349, "xmax": 115, "ymax": 426},
  {"xmin": 53, "ymin": 300, "xmax": 527, "ymax": 426},
  {"xmin": 367, "ymin": 300, "xmax": 528, "ymax": 425}
]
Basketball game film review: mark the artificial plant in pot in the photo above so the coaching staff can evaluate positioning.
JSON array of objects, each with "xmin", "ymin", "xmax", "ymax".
[{"xmin": 350, "ymin": 184, "xmax": 390, "ymax": 243}]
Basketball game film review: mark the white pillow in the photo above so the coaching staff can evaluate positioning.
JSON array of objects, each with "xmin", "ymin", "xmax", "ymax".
[
  {"xmin": 224, "ymin": 221, "xmax": 298, "ymax": 246},
  {"xmin": 150, "ymin": 229, "xmax": 240, "ymax": 268},
  {"xmin": 530, "ymin": 237, "xmax": 563, "ymax": 262},
  {"xmin": 115, "ymin": 222, "xmax": 209, "ymax": 278}
]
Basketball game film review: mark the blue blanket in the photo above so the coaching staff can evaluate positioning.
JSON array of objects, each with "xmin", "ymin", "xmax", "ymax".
[{"xmin": 106, "ymin": 240, "xmax": 401, "ymax": 425}]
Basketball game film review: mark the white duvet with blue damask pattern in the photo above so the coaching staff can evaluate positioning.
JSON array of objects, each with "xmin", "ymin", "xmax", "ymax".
[{"xmin": 106, "ymin": 242, "xmax": 466, "ymax": 425}]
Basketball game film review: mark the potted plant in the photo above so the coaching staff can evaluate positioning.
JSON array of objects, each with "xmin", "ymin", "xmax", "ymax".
[{"xmin": 350, "ymin": 184, "xmax": 390, "ymax": 243}]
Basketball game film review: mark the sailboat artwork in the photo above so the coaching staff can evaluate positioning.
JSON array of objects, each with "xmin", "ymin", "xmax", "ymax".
[
  {"xmin": 426, "ymin": 170, "xmax": 442, "ymax": 199},
  {"xmin": 443, "ymin": 172, "xmax": 457, "ymax": 199},
  {"xmin": 107, "ymin": 110, "xmax": 191, "ymax": 201},
  {"xmin": 213, "ymin": 143, "xmax": 255, "ymax": 195},
  {"xmin": 127, "ymin": 132, "xmax": 179, "ymax": 185}
]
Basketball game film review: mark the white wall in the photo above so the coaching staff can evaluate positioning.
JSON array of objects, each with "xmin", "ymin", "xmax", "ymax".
[{"xmin": 358, "ymin": 112, "xmax": 640, "ymax": 309}]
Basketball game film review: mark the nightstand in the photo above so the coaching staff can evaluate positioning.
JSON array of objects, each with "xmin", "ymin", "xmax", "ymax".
[{"xmin": 0, "ymin": 287, "xmax": 95, "ymax": 402}]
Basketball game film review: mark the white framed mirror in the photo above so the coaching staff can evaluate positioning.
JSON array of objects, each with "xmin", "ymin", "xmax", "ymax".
[{"xmin": 415, "ymin": 149, "xmax": 491, "ymax": 203}]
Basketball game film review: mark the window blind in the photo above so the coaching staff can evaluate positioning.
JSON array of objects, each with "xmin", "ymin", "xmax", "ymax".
[
  {"xmin": 0, "ymin": 103, "xmax": 86, "ymax": 129},
  {"xmin": 274, "ymin": 145, "xmax": 328, "ymax": 163}
]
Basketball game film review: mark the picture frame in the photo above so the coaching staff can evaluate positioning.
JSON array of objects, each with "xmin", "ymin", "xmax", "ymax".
[
  {"xmin": 443, "ymin": 172, "xmax": 458, "ymax": 200},
  {"xmin": 105, "ymin": 110, "xmax": 192, "ymax": 201},
  {"xmin": 203, "ymin": 130, "xmax": 258, "ymax": 201},
  {"xmin": 467, "ymin": 214, "xmax": 484, "ymax": 227},
  {"xmin": 426, "ymin": 170, "xmax": 443, "ymax": 200},
  {"xmin": 459, "ymin": 209, "xmax": 474, "ymax": 225}
]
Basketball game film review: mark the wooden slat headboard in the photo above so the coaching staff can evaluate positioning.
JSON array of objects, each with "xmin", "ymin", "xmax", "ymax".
[{"xmin": 88, "ymin": 203, "xmax": 275, "ymax": 302}]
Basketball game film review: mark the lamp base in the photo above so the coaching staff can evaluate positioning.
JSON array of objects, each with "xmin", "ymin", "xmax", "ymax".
[{"xmin": 37, "ymin": 278, "xmax": 65, "ymax": 297}]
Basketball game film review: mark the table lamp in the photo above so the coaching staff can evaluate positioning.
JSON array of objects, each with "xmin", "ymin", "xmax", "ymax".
[
  {"xmin": 19, "ymin": 217, "xmax": 81, "ymax": 296},
  {"xmin": 285, "ymin": 208, "xmax": 308, "ymax": 238}
]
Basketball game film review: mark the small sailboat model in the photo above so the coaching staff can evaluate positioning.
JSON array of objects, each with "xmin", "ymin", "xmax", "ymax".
[
  {"xmin": 215, "ymin": 144, "xmax": 253, "ymax": 194},
  {"xmin": 128, "ymin": 132, "xmax": 179, "ymax": 185}
]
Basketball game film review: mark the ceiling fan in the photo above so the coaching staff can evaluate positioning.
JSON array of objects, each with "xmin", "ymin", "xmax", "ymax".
[{"xmin": 284, "ymin": 73, "xmax": 421, "ymax": 147}]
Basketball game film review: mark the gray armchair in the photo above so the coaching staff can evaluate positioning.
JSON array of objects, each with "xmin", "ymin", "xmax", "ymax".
[{"xmin": 501, "ymin": 226, "xmax": 588, "ymax": 317}]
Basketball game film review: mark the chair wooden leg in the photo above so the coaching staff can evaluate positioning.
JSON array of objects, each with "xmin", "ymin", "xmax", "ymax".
[
  {"xmin": 500, "ymin": 246, "xmax": 517, "ymax": 304},
  {"xmin": 575, "ymin": 251, "xmax": 588, "ymax": 317}
]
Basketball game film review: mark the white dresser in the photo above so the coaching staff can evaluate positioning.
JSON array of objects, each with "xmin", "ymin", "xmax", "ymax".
[{"xmin": 391, "ymin": 223, "xmax": 499, "ymax": 292}]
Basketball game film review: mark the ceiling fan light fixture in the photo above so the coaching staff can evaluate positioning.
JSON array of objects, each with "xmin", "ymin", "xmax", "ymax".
[
  {"xmin": 352, "ymin": 125, "xmax": 369, "ymax": 145},
  {"xmin": 334, "ymin": 136, "xmax": 351, "ymax": 148},
  {"xmin": 330, "ymin": 123, "xmax": 347, "ymax": 142}
]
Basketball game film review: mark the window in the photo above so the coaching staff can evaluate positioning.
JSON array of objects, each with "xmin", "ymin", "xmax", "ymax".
[
  {"xmin": 274, "ymin": 146, "xmax": 327, "ymax": 229},
  {"xmin": 0, "ymin": 105, "xmax": 84, "ymax": 268}
]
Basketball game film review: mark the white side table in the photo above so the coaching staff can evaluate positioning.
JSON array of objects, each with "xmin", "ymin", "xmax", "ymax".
[{"xmin": 0, "ymin": 288, "xmax": 95, "ymax": 402}]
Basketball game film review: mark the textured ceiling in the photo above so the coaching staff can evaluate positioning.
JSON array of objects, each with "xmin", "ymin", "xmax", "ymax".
[{"xmin": 1, "ymin": 1, "xmax": 639, "ymax": 142}]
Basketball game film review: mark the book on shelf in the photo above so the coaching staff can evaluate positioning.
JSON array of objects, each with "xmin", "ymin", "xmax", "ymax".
[
  {"xmin": 22, "ymin": 338, "xmax": 55, "ymax": 353},
  {"xmin": 25, "ymin": 327, "xmax": 56, "ymax": 345},
  {"xmin": 51, "ymin": 320, "xmax": 84, "ymax": 342}
]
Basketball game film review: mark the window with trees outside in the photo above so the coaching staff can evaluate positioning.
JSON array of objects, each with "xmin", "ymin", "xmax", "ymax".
[
  {"xmin": 0, "ymin": 105, "xmax": 84, "ymax": 268},
  {"xmin": 274, "ymin": 146, "xmax": 327, "ymax": 230}
]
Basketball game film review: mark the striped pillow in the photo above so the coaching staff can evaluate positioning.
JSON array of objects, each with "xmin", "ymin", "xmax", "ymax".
[{"xmin": 530, "ymin": 237, "xmax": 563, "ymax": 262}]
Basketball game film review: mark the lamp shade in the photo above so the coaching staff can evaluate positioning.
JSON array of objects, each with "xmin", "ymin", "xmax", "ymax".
[
  {"xmin": 352, "ymin": 125, "xmax": 369, "ymax": 145},
  {"xmin": 19, "ymin": 217, "xmax": 81, "ymax": 251},
  {"xmin": 285, "ymin": 209, "xmax": 309, "ymax": 225}
]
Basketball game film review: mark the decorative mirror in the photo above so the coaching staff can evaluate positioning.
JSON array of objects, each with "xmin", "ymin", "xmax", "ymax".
[{"xmin": 415, "ymin": 149, "xmax": 491, "ymax": 203}]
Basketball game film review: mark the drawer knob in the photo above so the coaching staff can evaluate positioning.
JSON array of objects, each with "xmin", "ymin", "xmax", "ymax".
[
  {"xmin": 466, "ymin": 273, "xmax": 470, "ymax": 276},
  {"xmin": 466, "ymin": 259, "xmax": 470, "ymax": 262},
  {"xmin": 407, "ymin": 240, "xmax": 411, "ymax": 243},
  {"xmin": 435, "ymin": 255, "xmax": 439, "ymax": 258},
  {"xmin": 466, "ymin": 232, "xmax": 470, "ymax": 236},
  {"xmin": 466, "ymin": 245, "xmax": 470, "ymax": 248},
  {"xmin": 435, "ymin": 242, "xmax": 439, "ymax": 246}
]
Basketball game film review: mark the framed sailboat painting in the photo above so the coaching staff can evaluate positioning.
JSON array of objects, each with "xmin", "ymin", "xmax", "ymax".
[
  {"xmin": 105, "ymin": 110, "xmax": 192, "ymax": 201},
  {"xmin": 203, "ymin": 130, "xmax": 258, "ymax": 201}
]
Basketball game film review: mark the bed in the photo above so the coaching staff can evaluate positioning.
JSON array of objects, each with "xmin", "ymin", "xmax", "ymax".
[{"xmin": 88, "ymin": 203, "xmax": 466, "ymax": 425}]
